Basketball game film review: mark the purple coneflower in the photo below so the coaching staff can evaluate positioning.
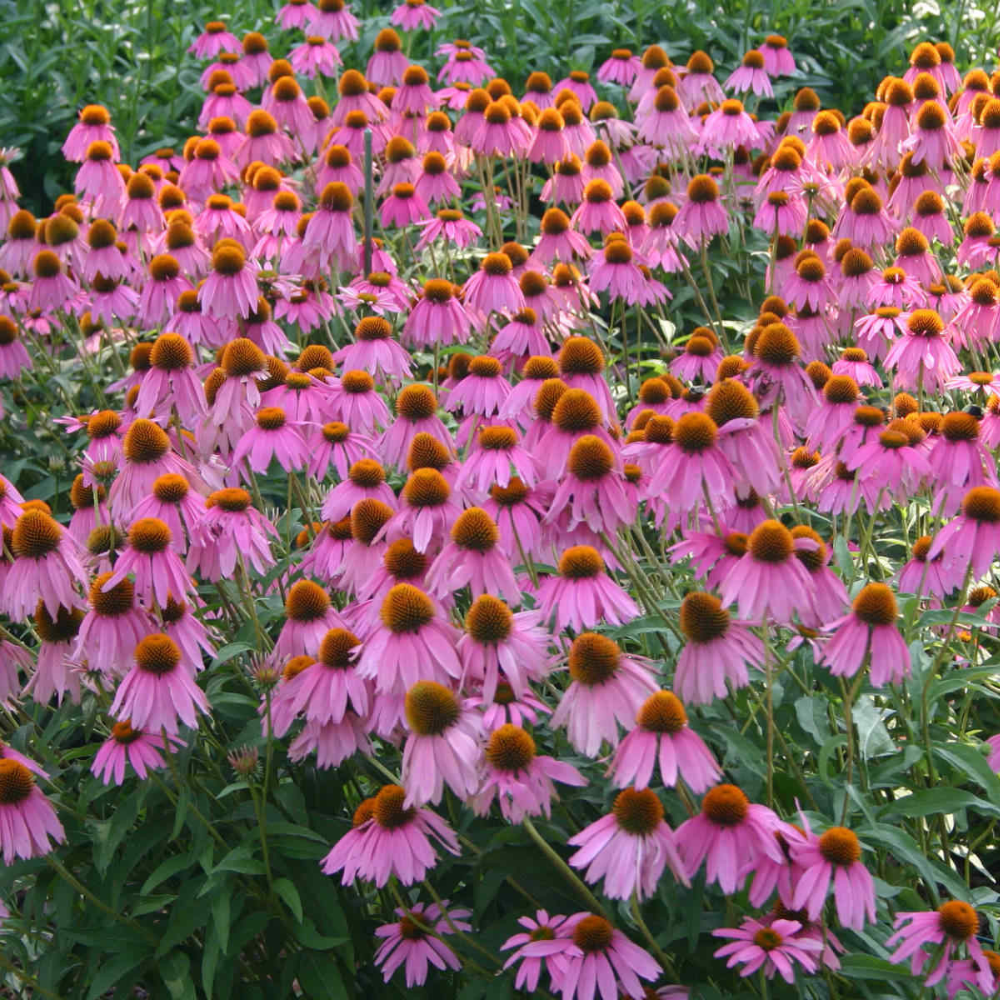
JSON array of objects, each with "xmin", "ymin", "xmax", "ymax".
[
  {"xmin": 609, "ymin": 689, "xmax": 721, "ymax": 791},
  {"xmin": 550, "ymin": 631, "xmax": 657, "ymax": 756},
  {"xmin": 320, "ymin": 783, "xmax": 460, "ymax": 886},
  {"xmin": 111, "ymin": 634, "xmax": 209, "ymax": 736},
  {"xmin": 820, "ymin": 582, "xmax": 910, "ymax": 687}
]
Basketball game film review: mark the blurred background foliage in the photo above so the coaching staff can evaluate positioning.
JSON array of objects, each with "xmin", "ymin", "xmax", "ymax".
[{"xmin": 3, "ymin": 0, "xmax": 999, "ymax": 216}]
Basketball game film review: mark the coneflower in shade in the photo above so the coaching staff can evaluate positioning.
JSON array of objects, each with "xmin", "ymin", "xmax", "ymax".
[
  {"xmin": 160, "ymin": 595, "xmax": 214, "ymax": 669},
  {"xmin": 333, "ymin": 316, "xmax": 412, "ymax": 385},
  {"xmin": 75, "ymin": 140, "xmax": 126, "ymax": 217},
  {"xmin": 444, "ymin": 355, "xmax": 511, "ymax": 433},
  {"xmin": 926, "ymin": 412, "xmax": 999, "ymax": 517},
  {"xmin": 425, "ymin": 507, "xmax": 520, "ymax": 603},
  {"xmin": 66, "ymin": 475, "xmax": 108, "ymax": 549},
  {"xmin": 3, "ymin": 508, "xmax": 88, "ymax": 620},
  {"xmin": 530, "ymin": 207, "xmax": 593, "ymax": 266},
  {"xmin": 28, "ymin": 249, "xmax": 80, "ymax": 314},
  {"xmin": 458, "ymin": 595, "xmax": 549, "ymax": 703},
  {"xmin": 102, "ymin": 518, "xmax": 194, "ymax": 609},
  {"xmin": 788, "ymin": 526, "xmax": 849, "ymax": 629},
  {"xmin": 0, "ymin": 474, "xmax": 24, "ymax": 530},
  {"xmin": 0, "ymin": 757, "xmax": 65, "ymax": 863},
  {"xmin": 609, "ymin": 689, "xmax": 721, "ymax": 792},
  {"xmin": 135, "ymin": 332, "xmax": 205, "ymax": 425},
  {"xmin": 402, "ymin": 279, "xmax": 471, "ymax": 349},
  {"xmin": 75, "ymin": 572, "xmax": 152, "ymax": 677},
  {"xmin": 272, "ymin": 628, "xmax": 369, "ymax": 734},
  {"xmin": 91, "ymin": 720, "xmax": 182, "ymax": 785},
  {"xmin": 400, "ymin": 680, "xmax": 480, "ymax": 806},
  {"xmin": 469, "ymin": 681, "xmax": 549, "ymax": 732},
  {"xmin": 500, "ymin": 910, "xmax": 571, "ymax": 994},
  {"xmin": 672, "ymin": 328, "xmax": 724, "ymax": 384},
  {"xmin": 473, "ymin": 723, "xmax": 585, "ymax": 823},
  {"xmin": 457, "ymin": 425, "xmax": 539, "ymax": 499},
  {"xmin": 381, "ymin": 468, "xmax": 462, "ymax": 555},
  {"xmin": 186, "ymin": 488, "xmax": 278, "ymax": 581},
  {"xmin": 550, "ymin": 631, "xmax": 657, "ymax": 756},
  {"xmin": 789, "ymin": 818, "xmax": 875, "ymax": 930},
  {"xmin": 63, "ymin": 104, "xmax": 120, "ymax": 162},
  {"xmin": 697, "ymin": 98, "xmax": 759, "ymax": 157},
  {"xmin": 356, "ymin": 583, "xmax": 462, "ymax": 694},
  {"xmin": 537, "ymin": 546, "xmax": 640, "ymax": 633},
  {"xmin": 320, "ymin": 783, "xmax": 460, "ymax": 886},
  {"xmin": 726, "ymin": 49, "xmax": 773, "ymax": 96},
  {"xmin": 675, "ymin": 174, "xmax": 729, "ymax": 249},
  {"xmin": 570, "ymin": 178, "xmax": 626, "ymax": 237},
  {"xmin": 946, "ymin": 952, "xmax": 1000, "ymax": 999},
  {"xmin": 322, "ymin": 458, "xmax": 395, "ymax": 522},
  {"xmin": 749, "ymin": 322, "xmax": 818, "ymax": 429},
  {"xmin": 547, "ymin": 435, "xmax": 632, "ymax": 538},
  {"xmin": 676, "ymin": 783, "xmax": 785, "ymax": 893},
  {"xmin": 888, "ymin": 901, "xmax": 993, "ymax": 993},
  {"xmin": 674, "ymin": 591, "xmax": 764, "ymax": 704},
  {"xmin": 322, "ymin": 376, "xmax": 388, "ymax": 443},
  {"xmin": 645, "ymin": 411, "xmax": 736, "ymax": 514},
  {"xmin": 713, "ymin": 917, "xmax": 821, "ymax": 983},
  {"xmin": 535, "ymin": 386, "xmax": 614, "ymax": 478},
  {"xmin": 463, "ymin": 251, "xmax": 525, "ymax": 316},
  {"xmin": 928, "ymin": 487, "xmax": 1000, "ymax": 578},
  {"xmin": 704, "ymin": 379, "xmax": 782, "ymax": 498},
  {"xmin": 569, "ymin": 786, "xmax": 688, "ymax": 900},
  {"xmin": 898, "ymin": 534, "xmax": 960, "ymax": 598},
  {"xmin": 26, "ymin": 602, "xmax": 84, "ymax": 706},
  {"xmin": 588, "ymin": 238, "xmax": 646, "ymax": 303},
  {"xmin": 374, "ymin": 899, "xmax": 468, "ymax": 987},
  {"xmin": 273, "ymin": 580, "xmax": 347, "ymax": 660},
  {"xmin": 111, "ymin": 634, "xmax": 209, "ymax": 736},
  {"xmin": 198, "ymin": 241, "xmax": 259, "ymax": 320},
  {"xmin": 230, "ymin": 406, "xmax": 310, "ymax": 475},
  {"xmin": 720, "ymin": 520, "xmax": 818, "ymax": 625},
  {"xmin": 482, "ymin": 477, "xmax": 553, "ymax": 561},
  {"xmin": 820, "ymin": 582, "xmax": 910, "ymax": 687},
  {"xmin": 298, "ymin": 517, "xmax": 357, "ymax": 585},
  {"xmin": 514, "ymin": 912, "xmax": 659, "ymax": 1000}
]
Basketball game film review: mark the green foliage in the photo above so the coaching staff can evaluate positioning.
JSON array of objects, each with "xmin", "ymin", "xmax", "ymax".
[{"xmin": 4, "ymin": 0, "xmax": 1000, "ymax": 214}]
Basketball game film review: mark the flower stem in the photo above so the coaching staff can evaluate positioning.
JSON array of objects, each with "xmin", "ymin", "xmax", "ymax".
[
  {"xmin": 521, "ymin": 816, "xmax": 610, "ymax": 920},
  {"xmin": 630, "ymin": 892, "xmax": 677, "ymax": 977}
]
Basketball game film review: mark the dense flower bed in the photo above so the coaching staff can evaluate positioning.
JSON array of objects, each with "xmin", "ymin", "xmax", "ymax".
[{"xmin": 1, "ymin": 4, "xmax": 1000, "ymax": 997}]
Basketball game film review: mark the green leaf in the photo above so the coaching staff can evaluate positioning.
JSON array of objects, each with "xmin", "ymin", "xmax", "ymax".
[
  {"xmin": 839, "ymin": 953, "xmax": 913, "ymax": 982},
  {"xmin": 881, "ymin": 788, "xmax": 1000, "ymax": 820},
  {"xmin": 161, "ymin": 951, "xmax": 196, "ymax": 1000},
  {"xmin": 853, "ymin": 695, "xmax": 894, "ymax": 759},
  {"xmin": 273, "ymin": 877, "xmax": 303, "ymax": 923},
  {"xmin": 795, "ymin": 695, "xmax": 830, "ymax": 745},
  {"xmin": 85, "ymin": 946, "xmax": 149, "ymax": 1000},
  {"xmin": 294, "ymin": 917, "xmax": 349, "ymax": 950},
  {"xmin": 214, "ymin": 846, "xmax": 267, "ymax": 875},
  {"xmin": 212, "ymin": 889, "xmax": 231, "ymax": 954},
  {"xmin": 934, "ymin": 743, "xmax": 1000, "ymax": 804},
  {"xmin": 203, "ymin": 921, "xmax": 221, "ymax": 999},
  {"xmin": 296, "ymin": 952, "xmax": 348, "ymax": 999},
  {"xmin": 140, "ymin": 854, "xmax": 192, "ymax": 895}
]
